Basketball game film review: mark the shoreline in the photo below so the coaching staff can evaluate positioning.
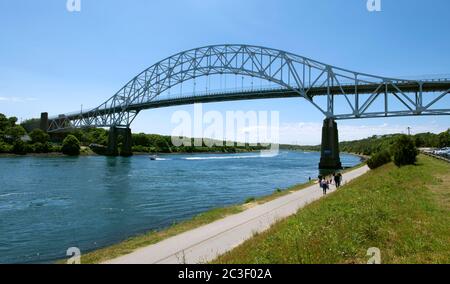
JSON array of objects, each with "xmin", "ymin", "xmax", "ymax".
[
  {"xmin": 58, "ymin": 157, "xmax": 365, "ymax": 264},
  {"xmin": 0, "ymin": 149, "xmax": 263, "ymax": 158},
  {"xmin": 342, "ymin": 152, "xmax": 369, "ymax": 163},
  {"xmin": 0, "ymin": 148, "xmax": 368, "ymax": 161}
]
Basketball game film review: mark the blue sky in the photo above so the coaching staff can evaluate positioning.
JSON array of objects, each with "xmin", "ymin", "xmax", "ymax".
[{"xmin": 1, "ymin": 0, "xmax": 449, "ymax": 144}]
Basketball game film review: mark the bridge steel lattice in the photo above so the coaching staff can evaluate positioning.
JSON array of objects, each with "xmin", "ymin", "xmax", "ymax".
[{"xmin": 44, "ymin": 44, "xmax": 450, "ymax": 167}]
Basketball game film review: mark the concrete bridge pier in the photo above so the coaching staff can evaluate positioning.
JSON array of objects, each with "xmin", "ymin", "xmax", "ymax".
[
  {"xmin": 120, "ymin": 127, "xmax": 133, "ymax": 157},
  {"xmin": 40, "ymin": 112, "xmax": 49, "ymax": 132},
  {"xmin": 319, "ymin": 118, "xmax": 342, "ymax": 170},
  {"xmin": 107, "ymin": 127, "xmax": 133, "ymax": 157}
]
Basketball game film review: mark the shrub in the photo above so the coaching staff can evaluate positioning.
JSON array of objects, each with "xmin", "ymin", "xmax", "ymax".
[
  {"xmin": 12, "ymin": 140, "xmax": 26, "ymax": 155},
  {"xmin": 51, "ymin": 145, "xmax": 62, "ymax": 153},
  {"xmin": 0, "ymin": 142, "xmax": 13, "ymax": 153},
  {"xmin": 367, "ymin": 150, "xmax": 391, "ymax": 169},
  {"xmin": 62, "ymin": 135, "xmax": 80, "ymax": 156},
  {"xmin": 29, "ymin": 129, "xmax": 49, "ymax": 144},
  {"xmin": 393, "ymin": 135, "xmax": 418, "ymax": 167},
  {"xmin": 33, "ymin": 142, "xmax": 51, "ymax": 153},
  {"xmin": 23, "ymin": 143, "xmax": 35, "ymax": 154}
]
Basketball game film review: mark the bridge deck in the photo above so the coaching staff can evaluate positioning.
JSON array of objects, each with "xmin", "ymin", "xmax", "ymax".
[{"xmin": 52, "ymin": 80, "xmax": 450, "ymax": 121}]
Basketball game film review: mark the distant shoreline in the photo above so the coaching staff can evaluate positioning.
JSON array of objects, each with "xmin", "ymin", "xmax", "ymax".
[
  {"xmin": 0, "ymin": 149, "xmax": 263, "ymax": 158},
  {"xmin": 0, "ymin": 150, "xmax": 368, "ymax": 160},
  {"xmin": 342, "ymin": 152, "xmax": 369, "ymax": 161},
  {"xmin": 0, "ymin": 150, "xmax": 367, "ymax": 159}
]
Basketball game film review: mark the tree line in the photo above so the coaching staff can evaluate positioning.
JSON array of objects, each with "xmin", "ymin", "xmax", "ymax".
[
  {"xmin": 1, "ymin": 113, "xmax": 267, "ymax": 156},
  {"xmin": 339, "ymin": 131, "xmax": 450, "ymax": 156},
  {"xmin": 2, "ymin": 113, "xmax": 448, "ymax": 156},
  {"xmin": 280, "ymin": 130, "xmax": 450, "ymax": 155}
]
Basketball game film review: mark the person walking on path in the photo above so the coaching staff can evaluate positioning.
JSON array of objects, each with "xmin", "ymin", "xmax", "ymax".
[
  {"xmin": 334, "ymin": 173, "xmax": 341, "ymax": 188},
  {"xmin": 321, "ymin": 179, "xmax": 329, "ymax": 195},
  {"xmin": 336, "ymin": 173, "xmax": 342, "ymax": 188}
]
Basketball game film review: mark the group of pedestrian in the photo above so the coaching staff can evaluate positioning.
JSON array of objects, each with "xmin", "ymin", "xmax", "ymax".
[{"xmin": 318, "ymin": 172, "xmax": 343, "ymax": 195}]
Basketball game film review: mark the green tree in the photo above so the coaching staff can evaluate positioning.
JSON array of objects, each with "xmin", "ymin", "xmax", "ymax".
[
  {"xmin": 148, "ymin": 134, "xmax": 170, "ymax": 152},
  {"xmin": 5, "ymin": 125, "xmax": 26, "ymax": 141},
  {"xmin": 367, "ymin": 150, "xmax": 391, "ymax": 169},
  {"xmin": 133, "ymin": 133, "xmax": 150, "ymax": 147},
  {"xmin": 21, "ymin": 118, "xmax": 41, "ymax": 133},
  {"xmin": 0, "ymin": 113, "xmax": 10, "ymax": 132},
  {"xmin": 414, "ymin": 136, "xmax": 425, "ymax": 148},
  {"xmin": 29, "ymin": 129, "xmax": 49, "ymax": 144},
  {"xmin": 12, "ymin": 140, "xmax": 26, "ymax": 155},
  {"xmin": 8, "ymin": 117, "xmax": 18, "ymax": 127},
  {"xmin": 84, "ymin": 128, "xmax": 108, "ymax": 145},
  {"xmin": 437, "ymin": 130, "xmax": 450, "ymax": 148},
  {"xmin": 393, "ymin": 135, "xmax": 418, "ymax": 167},
  {"xmin": 62, "ymin": 135, "xmax": 81, "ymax": 156},
  {"xmin": 70, "ymin": 129, "xmax": 85, "ymax": 145}
]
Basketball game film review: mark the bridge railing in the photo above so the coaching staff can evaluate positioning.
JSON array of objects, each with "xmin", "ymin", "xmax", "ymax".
[{"xmin": 48, "ymin": 77, "xmax": 450, "ymax": 121}]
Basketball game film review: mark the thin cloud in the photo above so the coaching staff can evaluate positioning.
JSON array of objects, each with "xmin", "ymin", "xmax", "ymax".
[{"xmin": 0, "ymin": 96, "xmax": 38, "ymax": 103}]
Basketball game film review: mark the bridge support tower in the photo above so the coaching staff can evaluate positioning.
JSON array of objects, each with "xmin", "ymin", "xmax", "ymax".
[
  {"xmin": 40, "ymin": 112, "xmax": 49, "ymax": 132},
  {"xmin": 319, "ymin": 118, "xmax": 342, "ymax": 170},
  {"xmin": 107, "ymin": 127, "xmax": 133, "ymax": 157}
]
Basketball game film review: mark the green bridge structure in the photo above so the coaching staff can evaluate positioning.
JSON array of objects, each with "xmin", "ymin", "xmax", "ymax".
[{"xmin": 40, "ymin": 45, "xmax": 450, "ymax": 169}]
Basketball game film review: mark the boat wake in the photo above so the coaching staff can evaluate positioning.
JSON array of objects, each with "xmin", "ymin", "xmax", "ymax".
[{"xmin": 183, "ymin": 155, "xmax": 262, "ymax": 161}]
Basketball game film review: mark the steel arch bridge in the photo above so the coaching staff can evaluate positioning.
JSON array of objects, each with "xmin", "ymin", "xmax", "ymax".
[
  {"xmin": 43, "ymin": 44, "xmax": 450, "ymax": 168},
  {"xmin": 47, "ymin": 44, "xmax": 450, "ymax": 132}
]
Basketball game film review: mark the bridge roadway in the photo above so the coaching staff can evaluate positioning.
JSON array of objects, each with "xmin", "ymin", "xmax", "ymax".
[{"xmin": 51, "ymin": 79, "xmax": 450, "ymax": 121}]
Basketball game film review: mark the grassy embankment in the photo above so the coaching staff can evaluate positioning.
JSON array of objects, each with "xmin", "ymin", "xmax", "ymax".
[
  {"xmin": 214, "ymin": 155, "xmax": 450, "ymax": 264},
  {"xmin": 68, "ymin": 177, "xmax": 318, "ymax": 264}
]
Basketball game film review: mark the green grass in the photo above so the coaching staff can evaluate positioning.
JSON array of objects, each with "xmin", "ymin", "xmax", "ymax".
[
  {"xmin": 244, "ymin": 197, "xmax": 256, "ymax": 203},
  {"xmin": 61, "ymin": 174, "xmax": 318, "ymax": 264},
  {"xmin": 213, "ymin": 155, "xmax": 450, "ymax": 264}
]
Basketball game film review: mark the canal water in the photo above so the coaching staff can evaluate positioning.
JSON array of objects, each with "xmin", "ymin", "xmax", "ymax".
[{"xmin": 0, "ymin": 151, "xmax": 360, "ymax": 263}]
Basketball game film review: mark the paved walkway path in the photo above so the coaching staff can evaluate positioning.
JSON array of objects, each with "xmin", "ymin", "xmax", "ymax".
[{"xmin": 104, "ymin": 165, "xmax": 370, "ymax": 264}]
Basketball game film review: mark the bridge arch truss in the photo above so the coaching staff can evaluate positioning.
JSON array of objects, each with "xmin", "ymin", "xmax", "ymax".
[{"xmin": 48, "ymin": 44, "xmax": 450, "ymax": 132}]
